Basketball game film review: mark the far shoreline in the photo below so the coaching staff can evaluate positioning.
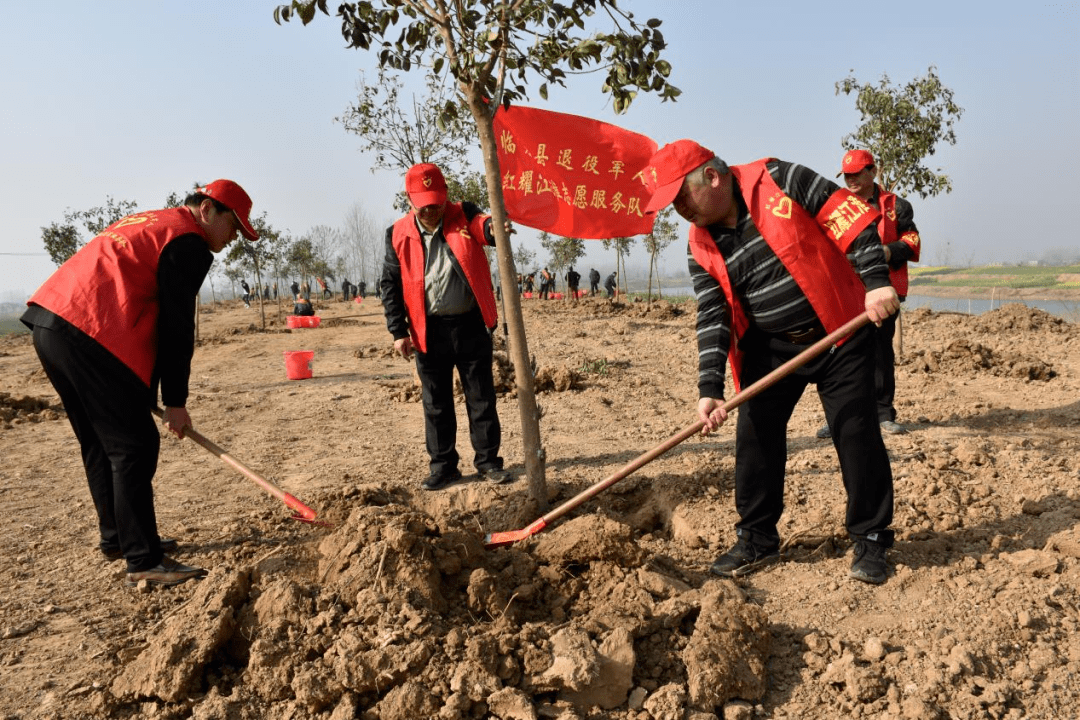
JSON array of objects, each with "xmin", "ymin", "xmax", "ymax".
[{"xmin": 907, "ymin": 286, "xmax": 1080, "ymax": 302}]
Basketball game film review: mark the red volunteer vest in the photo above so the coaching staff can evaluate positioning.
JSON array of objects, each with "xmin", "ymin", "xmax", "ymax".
[
  {"xmin": 391, "ymin": 204, "xmax": 498, "ymax": 354},
  {"xmin": 689, "ymin": 159, "xmax": 876, "ymax": 390},
  {"xmin": 28, "ymin": 208, "xmax": 206, "ymax": 386},
  {"xmin": 875, "ymin": 187, "xmax": 921, "ymax": 297}
]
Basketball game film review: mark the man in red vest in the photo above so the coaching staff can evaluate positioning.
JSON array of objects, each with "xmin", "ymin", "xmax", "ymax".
[
  {"xmin": 644, "ymin": 140, "xmax": 899, "ymax": 584},
  {"xmin": 22, "ymin": 179, "xmax": 259, "ymax": 587},
  {"xmin": 817, "ymin": 150, "xmax": 922, "ymax": 438},
  {"xmin": 380, "ymin": 163, "xmax": 511, "ymax": 490}
]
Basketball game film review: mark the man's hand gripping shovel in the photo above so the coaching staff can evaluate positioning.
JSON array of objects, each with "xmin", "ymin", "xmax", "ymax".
[{"xmin": 484, "ymin": 312, "xmax": 871, "ymax": 549}]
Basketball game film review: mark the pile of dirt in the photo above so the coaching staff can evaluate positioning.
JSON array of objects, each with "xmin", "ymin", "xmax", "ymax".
[
  {"xmin": 0, "ymin": 391, "xmax": 62, "ymax": 427},
  {"xmin": 900, "ymin": 305, "xmax": 1071, "ymax": 380},
  {"xmin": 103, "ymin": 499, "xmax": 768, "ymax": 720}
]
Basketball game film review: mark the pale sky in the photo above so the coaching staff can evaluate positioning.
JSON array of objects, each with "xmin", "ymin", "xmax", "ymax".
[{"xmin": 2, "ymin": 1, "xmax": 1077, "ymax": 301}]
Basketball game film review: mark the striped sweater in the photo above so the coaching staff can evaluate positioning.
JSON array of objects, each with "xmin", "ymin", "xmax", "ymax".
[{"xmin": 690, "ymin": 160, "xmax": 890, "ymax": 399}]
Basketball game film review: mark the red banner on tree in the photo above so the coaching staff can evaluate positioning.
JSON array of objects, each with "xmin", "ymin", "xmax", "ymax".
[{"xmin": 492, "ymin": 105, "xmax": 658, "ymax": 239}]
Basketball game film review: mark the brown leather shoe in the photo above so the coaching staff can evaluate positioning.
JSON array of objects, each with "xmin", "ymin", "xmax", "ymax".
[
  {"xmin": 125, "ymin": 556, "xmax": 207, "ymax": 587},
  {"xmin": 102, "ymin": 538, "xmax": 178, "ymax": 561}
]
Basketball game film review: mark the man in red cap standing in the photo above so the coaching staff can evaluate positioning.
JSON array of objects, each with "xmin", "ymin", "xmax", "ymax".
[
  {"xmin": 817, "ymin": 150, "xmax": 922, "ymax": 438},
  {"xmin": 380, "ymin": 163, "xmax": 511, "ymax": 490},
  {"xmin": 22, "ymin": 180, "xmax": 259, "ymax": 587},
  {"xmin": 643, "ymin": 141, "xmax": 898, "ymax": 584}
]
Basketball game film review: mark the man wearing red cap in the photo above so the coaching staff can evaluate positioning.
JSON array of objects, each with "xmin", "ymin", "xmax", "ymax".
[
  {"xmin": 644, "ymin": 141, "xmax": 898, "ymax": 584},
  {"xmin": 22, "ymin": 179, "xmax": 259, "ymax": 587},
  {"xmin": 380, "ymin": 163, "xmax": 510, "ymax": 490},
  {"xmin": 816, "ymin": 150, "xmax": 922, "ymax": 438}
]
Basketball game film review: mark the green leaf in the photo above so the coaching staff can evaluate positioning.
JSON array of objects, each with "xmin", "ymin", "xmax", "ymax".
[
  {"xmin": 299, "ymin": 1, "xmax": 316, "ymax": 25},
  {"xmin": 539, "ymin": 83, "xmax": 548, "ymax": 100}
]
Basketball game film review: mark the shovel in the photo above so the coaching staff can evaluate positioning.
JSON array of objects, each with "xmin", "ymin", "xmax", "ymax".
[
  {"xmin": 152, "ymin": 407, "xmax": 328, "ymax": 526},
  {"xmin": 484, "ymin": 312, "xmax": 871, "ymax": 548}
]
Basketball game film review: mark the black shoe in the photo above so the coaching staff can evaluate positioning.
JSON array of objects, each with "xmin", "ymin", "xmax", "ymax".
[
  {"xmin": 479, "ymin": 467, "xmax": 513, "ymax": 485},
  {"xmin": 815, "ymin": 423, "xmax": 832, "ymax": 439},
  {"xmin": 125, "ymin": 556, "xmax": 207, "ymax": 587},
  {"xmin": 879, "ymin": 420, "xmax": 907, "ymax": 435},
  {"xmin": 849, "ymin": 540, "xmax": 888, "ymax": 584},
  {"xmin": 421, "ymin": 470, "xmax": 462, "ymax": 491},
  {"xmin": 102, "ymin": 538, "xmax": 179, "ymax": 561},
  {"xmin": 709, "ymin": 538, "xmax": 780, "ymax": 578}
]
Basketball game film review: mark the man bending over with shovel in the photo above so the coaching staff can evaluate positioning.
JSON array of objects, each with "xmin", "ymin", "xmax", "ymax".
[
  {"xmin": 643, "ymin": 141, "xmax": 899, "ymax": 585},
  {"xmin": 22, "ymin": 180, "xmax": 259, "ymax": 587}
]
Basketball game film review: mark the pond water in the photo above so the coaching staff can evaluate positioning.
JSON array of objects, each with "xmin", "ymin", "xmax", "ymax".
[{"xmin": 651, "ymin": 286, "xmax": 1079, "ymax": 322}]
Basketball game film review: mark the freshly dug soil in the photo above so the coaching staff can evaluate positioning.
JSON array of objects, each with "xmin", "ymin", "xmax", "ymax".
[{"xmin": 1, "ymin": 296, "xmax": 1078, "ymax": 720}]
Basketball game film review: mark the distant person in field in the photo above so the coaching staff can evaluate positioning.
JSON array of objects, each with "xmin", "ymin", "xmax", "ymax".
[
  {"xmin": 380, "ymin": 162, "xmax": 512, "ymax": 491},
  {"xmin": 293, "ymin": 294, "xmax": 315, "ymax": 316},
  {"xmin": 643, "ymin": 139, "xmax": 898, "ymax": 585},
  {"xmin": 539, "ymin": 267, "xmax": 552, "ymax": 300},
  {"xmin": 240, "ymin": 279, "xmax": 251, "ymax": 308},
  {"xmin": 566, "ymin": 266, "xmax": 581, "ymax": 302},
  {"xmin": 817, "ymin": 149, "xmax": 922, "ymax": 439},
  {"xmin": 604, "ymin": 271, "xmax": 618, "ymax": 299},
  {"xmin": 21, "ymin": 179, "xmax": 259, "ymax": 588},
  {"xmin": 342, "ymin": 278, "xmax": 351, "ymax": 301},
  {"xmin": 357, "ymin": 280, "xmax": 366, "ymax": 299},
  {"xmin": 589, "ymin": 267, "xmax": 601, "ymax": 296}
]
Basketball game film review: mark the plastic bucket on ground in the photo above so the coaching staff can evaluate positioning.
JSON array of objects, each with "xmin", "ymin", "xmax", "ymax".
[
  {"xmin": 304, "ymin": 316, "xmax": 321, "ymax": 328},
  {"xmin": 286, "ymin": 315, "xmax": 302, "ymax": 328},
  {"xmin": 284, "ymin": 350, "xmax": 314, "ymax": 380}
]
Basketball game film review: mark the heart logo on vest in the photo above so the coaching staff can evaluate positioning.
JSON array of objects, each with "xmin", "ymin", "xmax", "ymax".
[
  {"xmin": 771, "ymin": 197, "xmax": 792, "ymax": 219},
  {"xmin": 423, "ymin": 178, "xmax": 433, "ymax": 188}
]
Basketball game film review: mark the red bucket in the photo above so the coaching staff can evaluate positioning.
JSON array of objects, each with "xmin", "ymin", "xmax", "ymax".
[
  {"xmin": 303, "ymin": 316, "xmax": 321, "ymax": 328},
  {"xmin": 283, "ymin": 350, "xmax": 314, "ymax": 380},
  {"xmin": 286, "ymin": 315, "xmax": 301, "ymax": 329}
]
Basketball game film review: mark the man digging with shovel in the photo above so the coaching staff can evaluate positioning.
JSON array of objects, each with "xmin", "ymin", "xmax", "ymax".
[
  {"xmin": 644, "ymin": 141, "xmax": 899, "ymax": 585},
  {"xmin": 22, "ymin": 179, "xmax": 259, "ymax": 587}
]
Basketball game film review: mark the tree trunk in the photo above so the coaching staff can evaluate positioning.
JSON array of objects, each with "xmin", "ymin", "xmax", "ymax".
[
  {"xmin": 253, "ymin": 253, "xmax": 266, "ymax": 330},
  {"xmin": 468, "ymin": 93, "xmax": 548, "ymax": 511},
  {"xmin": 647, "ymin": 251, "xmax": 655, "ymax": 301},
  {"xmin": 619, "ymin": 251, "xmax": 628, "ymax": 300}
]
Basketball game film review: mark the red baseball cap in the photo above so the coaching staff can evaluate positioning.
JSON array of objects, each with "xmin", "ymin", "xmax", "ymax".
[
  {"xmin": 838, "ymin": 149, "xmax": 875, "ymax": 177},
  {"xmin": 197, "ymin": 179, "xmax": 259, "ymax": 241},
  {"xmin": 643, "ymin": 139, "xmax": 716, "ymax": 214},
  {"xmin": 405, "ymin": 163, "xmax": 448, "ymax": 207}
]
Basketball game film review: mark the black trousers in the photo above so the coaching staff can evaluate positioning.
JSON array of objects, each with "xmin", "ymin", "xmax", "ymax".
[
  {"xmin": 31, "ymin": 325, "xmax": 165, "ymax": 572},
  {"xmin": 415, "ymin": 310, "xmax": 502, "ymax": 477},
  {"xmin": 873, "ymin": 311, "xmax": 899, "ymax": 423},
  {"xmin": 733, "ymin": 325, "xmax": 894, "ymax": 549}
]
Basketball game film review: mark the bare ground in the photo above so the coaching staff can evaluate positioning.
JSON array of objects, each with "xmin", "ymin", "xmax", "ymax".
[{"xmin": 1, "ymin": 295, "xmax": 1078, "ymax": 720}]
